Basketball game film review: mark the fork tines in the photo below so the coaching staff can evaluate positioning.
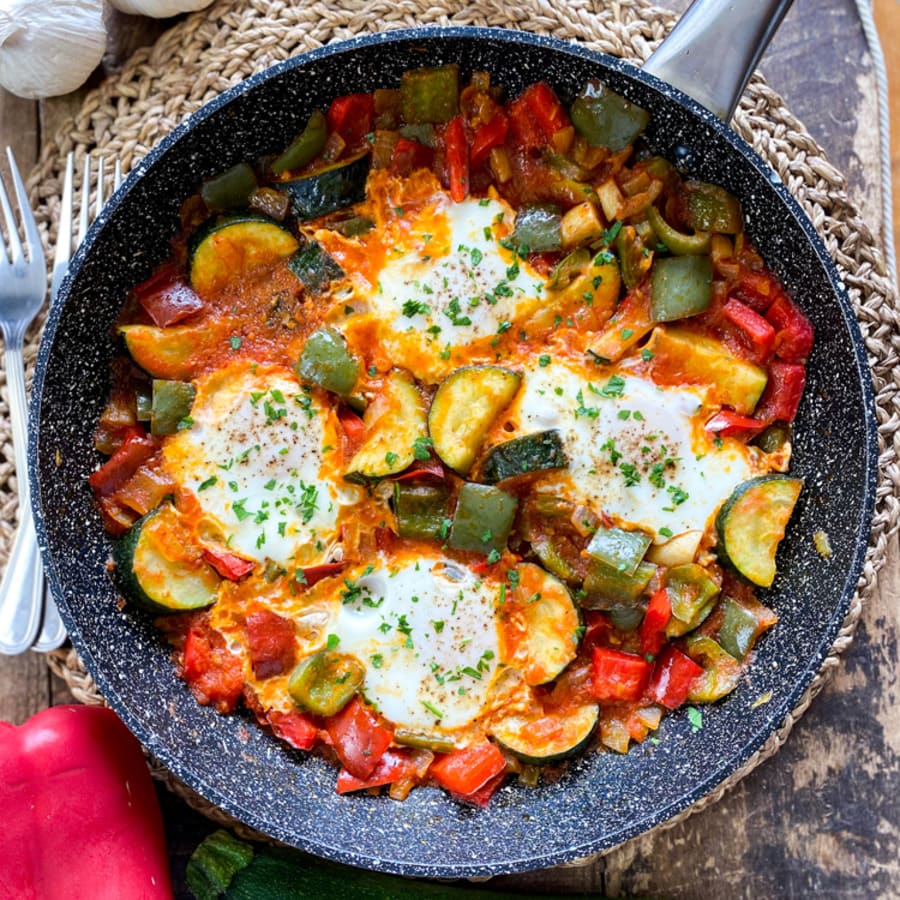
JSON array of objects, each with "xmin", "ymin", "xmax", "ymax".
[{"xmin": 0, "ymin": 148, "xmax": 43, "ymax": 269}]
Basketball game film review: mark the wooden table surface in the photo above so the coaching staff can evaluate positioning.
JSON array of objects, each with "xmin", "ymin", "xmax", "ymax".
[{"xmin": 1, "ymin": 2, "xmax": 897, "ymax": 897}]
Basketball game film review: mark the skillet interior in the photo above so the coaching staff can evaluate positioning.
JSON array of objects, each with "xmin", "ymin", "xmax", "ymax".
[{"xmin": 30, "ymin": 28, "xmax": 877, "ymax": 877}]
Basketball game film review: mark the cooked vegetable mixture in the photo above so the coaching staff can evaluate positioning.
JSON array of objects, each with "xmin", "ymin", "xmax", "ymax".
[{"xmin": 92, "ymin": 64, "xmax": 811, "ymax": 805}]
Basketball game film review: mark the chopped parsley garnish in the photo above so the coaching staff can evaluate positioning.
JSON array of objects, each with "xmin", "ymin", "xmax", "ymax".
[
  {"xmin": 326, "ymin": 633, "xmax": 340, "ymax": 650},
  {"xmin": 402, "ymin": 298, "xmax": 430, "ymax": 317},
  {"xmin": 538, "ymin": 354, "xmax": 551, "ymax": 367},
  {"xmin": 422, "ymin": 701, "xmax": 444, "ymax": 719},
  {"xmin": 413, "ymin": 436, "xmax": 434, "ymax": 461},
  {"xmin": 198, "ymin": 476, "xmax": 217, "ymax": 491},
  {"xmin": 385, "ymin": 451, "xmax": 399, "ymax": 467},
  {"xmin": 229, "ymin": 335, "xmax": 242, "ymax": 350}
]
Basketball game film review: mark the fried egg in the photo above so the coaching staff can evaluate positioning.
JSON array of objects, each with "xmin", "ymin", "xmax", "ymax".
[
  {"xmin": 364, "ymin": 194, "xmax": 545, "ymax": 382},
  {"xmin": 163, "ymin": 362, "xmax": 360, "ymax": 567},
  {"xmin": 326, "ymin": 554, "xmax": 505, "ymax": 737},
  {"xmin": 505, "ymin": 359, "xmax": 756, "ymax": 541}
]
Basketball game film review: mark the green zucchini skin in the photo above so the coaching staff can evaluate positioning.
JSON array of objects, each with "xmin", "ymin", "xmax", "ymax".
[
  {"xmin": 715, "ymin": 474, "xmax": 803, "ymax": 588},
  {"xmin": 491, "ymin": 703, "xmax": 599, "ymax": 765},
  {"xmin": 287, "ymin": 241, "xmax": 344, "ymax": 295},
  {"xmin": 113, "ymin": 507, "xmax": 219, "ymax": 614},
  {"xmin": 277, "ymin": 151, "xmax": 371, "ymax": 220},
  {"xmin": 480, "ymin": 429, "xmax": 569, "ymax": 484}
]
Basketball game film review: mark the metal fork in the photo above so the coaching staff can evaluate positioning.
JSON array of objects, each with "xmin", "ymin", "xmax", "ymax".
[{"xmin": 0, "ymin": 148, "xmax": 50, "ymax": 654}]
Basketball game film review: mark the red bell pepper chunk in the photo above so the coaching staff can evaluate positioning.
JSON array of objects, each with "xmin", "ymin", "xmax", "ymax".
[
  {"xmin": 590, "ymin": 646, "xmax": 652, "ymax": 702},
  {"xmin": 182, "ymin": 621, "xmax": 245, "ymax": 712},
  {"xmin": 335, "ymin": 747, "xmax": 421, "ymax": 794},
  {"xmin": 429, "ymin": 740, "xmax": 507, "ymax": 797},
  {"xmin": 0, "ymin": 706, "xmax": 173, "ymax": 899},
  {"xmin": 268, "ymin": 710, "xmax": 320, "ymax": 751},
  {"xmin": 202, "ymin": 547, "xmax": 254, "ymax": 581},
  {"xmin": 754, "ymin": 360, "xmax": 807, "ymax": 424},
  {"xmin": 766, "ymin": 294, "xmax": 814, "ymax": 362},
  {"xmin": 646, "ymin": 645, "xmax": 704, "ymax": 709},
  {"xmin": 640, "ymin": 588, "xmax": 672, "ymax": 658},
  {"xmin": 704, "ymin": 410, "xmax": 763, "ymax": 442},
  {"xmin": 469, "ymin": 111, "xmax": 509, "ymax": 169},
  {"xmin": 455, "ymin": 770, "xmax": 507, "ymax": 808},
  {"xmin": 298, "ymin": 561, "xmax": 346, "ymax": 587},
  {"xmin": 389, "ymin": 136, "xmax": 435, "ymax": 177},
  {"xmin": 326, "ymin": 92, "xmax": 374, "ymax": 147},
  {"xmin": 508, "ymin": 82, "xmax": 569, "ymax": 151},
  {"xmin": 245, "ymin": 610, "xmax": 297, "ymax": 680},
  {"xmin": 389, "ymin": 456, "xmax": 447, "ymax": 483},
  {"xmin": 326, "ymin": 696, "xmax": 394, "ymax": 780},
  {"xmin": 720, "ymin": 298, "xmax": 776, "ymax": 364},
  {"xmin": 338, "ymin": 405, "xmax": 366, "ymax": 443},
  {"xmin": 134, "ymin": 263, "xmax": 204, "ymax": 327},
  {"xmin": 444, "ymin": 115, "xmax": 469, "ymax": 202},
  {"xmin": 730, "ymin": 268, "xmax": 781, "ymax": 313},
  {"xmin": 88, "ymin": 427, "xmax": 157, "ymax": 497}
]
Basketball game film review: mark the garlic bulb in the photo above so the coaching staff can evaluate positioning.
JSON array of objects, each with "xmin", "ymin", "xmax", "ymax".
[
  {"xmin": 106, "ymin": 0, "xmax": 214, "ymax": 16},
  {"xmin": 0, "ymin": 0, "xmax": 107, "ymax": 99}
]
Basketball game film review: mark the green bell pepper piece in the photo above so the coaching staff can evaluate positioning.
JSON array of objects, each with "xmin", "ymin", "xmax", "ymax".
[
  {"xmin": 615, "ymin": 225, "xmax": 652, "ymax": 290},
  {"xmin": 295, "ymin": 327, "xmax": 360, "ymax": 397},
  {"xmin": 287, "ymin": 649, "xmax": 365, "ymax": 717},
  {"xmin": 586, "ymin": 525, "xmax": 652, "ymax": 576},
  {"xmin": 510, "ymin": 203, "xmax": 563, "ymax": 253},
  {"xmin": 151, "ymin": 379, "xmax": 196, "ymax": 436},
  {"xmin": 754, "ymin": 423, "xmax": 791, "ymax": 455},
  {"xmin": 650, "ymin": 254, "xmax": 713, "ymax": 322},
  {"xmin": 271, "ymin": 110, "xmax": 328, "ymax": 175},
  {"xmin": 664, "ymin": 563, "xmax": 720, "ymax": 637},
  {"xmin": 200, "ymin": 162, "xmax": 258, "ymax": 211},
  {"xmin": 449, "ymin": 483, "xmax": 518, "ymax": 554},
  {"xmin": 135, "ymin": 382, "xmax": 152, "ymax": 422},
  {"xmin": 400, "ymin": 64, "xmax": 460, "ymax": 124},
  {"xmin": 570, "ymin": 80, "xmax": 649, "ymax": 151},
  {"xmin": 581, "ymin": 559, "xmax": 655, "ymax": 609},
  {"xmin": 685, "ymin": 634, "xmax": 742, "ymax": 703},
  {"xmin": 606, "ymin": 602, "xmax": 646, "ymax": 631},
  {"xmin": 717, "ymin": 597, "xmax": 761, "ymax": 659},
  {"xmin": 393, "ymin": 482, "xmax": 450, "ymax": 540},
  {"xmin": 682, "ymin": 180, "xmax": 743, "ymax": 234},
  {"xmin": 646, "ymin": 204, "xmax": 711, "ymax": 256}
]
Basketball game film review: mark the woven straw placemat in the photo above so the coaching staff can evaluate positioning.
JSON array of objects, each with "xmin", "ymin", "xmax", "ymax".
[{"xmin": 13, "ymin": 0, "xmax": 900, "ymax": 861}]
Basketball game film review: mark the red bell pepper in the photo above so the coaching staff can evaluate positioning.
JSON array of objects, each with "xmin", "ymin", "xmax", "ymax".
[
  {"xmin": 245, "ymin": 609, "xmax": 297, "ymax": 680},
  {"xmin": 0, "ymin": 705, "xmax": 173, "ymax": 899},
  {"xmin": 389, "ymin": 136, "xmax": 434, "ymax": 176},
  {"xmin": 704, "ymin": 410, "xmax": 763, "ymax": 442},
  {"xmin": 134, "ymin": 263, "xmax": 204, "ymax": 327},
  {"xmin": 326, "ymin": 93, "xmax": 374, "ymax": 147},
  {"xmin": 766, "ymin": 294, "xmax": 814, "ymax": 362},
  {"xmin": 298, "ymin": 561, "xmax": 346, "ymax": 587},
  {"xmin": 325, "ymin": 696, "xmax": 393, "ymax": 780},
  {"xmin": 469, "ymin": 111, "xmax": 509, "ymax": 169},
  {"xmin": 729, "ymin": 268, "xmax": 780, "ymax": 313},
  {"xmin": 640, "ymin": 588, "xmax": 672, "ymax": 657},
  {"xmin": 508, "ymin": 82, "xmax": 569, "ymax": 151},
  {"xmin": 646, "ymin": 645, "xmax": 704, "ymax": 709},
  {"xmin": 444, "ymin": 115, "xmax": 469, "ymax": 202},
  {"xmin": 754, "ymin": 360, "xmax": 807, "ymax": 424},
  {"xmin": 202, "ymin": 547, "xmax": 254, "ymax": 581},
  {"xmin": 182, "ymin": 618, "xmax": 245, "ymax": 712},
  {"xmin": 267, "ymin": 709, "xmax": 319, "ymax": 751},
  {"xmin": 338, "ymin": 405, "xmax": 366, "ymax": 444},
  {"xmin": 88, "ymin": 426, "xmax": 157, "ymax": 497},
  {"xmin": 720, "ymin": 297, "xmax": 776, "ymax": 364},
  {"xmin": 590, "ymin": 646, "xmax": 652, "ymax": 702},
  {"xmin": 429, "ymin": 740, "xmax": 507, "ymax": 798},
  {"xmin": 335, "ymin": 747, "xmax": 421, "ymax": 794}
]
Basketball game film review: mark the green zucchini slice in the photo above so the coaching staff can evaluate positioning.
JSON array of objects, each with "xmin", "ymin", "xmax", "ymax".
[
  {"xmin": 428, "ymin": 365, "xmax": 521, "ymax": 475},
  {"xmin": 490, "ymin": 703, "xmax": 599, "ymax": 765},
  {"xmin": 480, "ymin": 429, "xmax": 569, "ymax": 484},
  {"xmin": 277, "ymin": 151, "xmax": 371, "ymax": 221},
  {"xmin": 188, "ymin": 214, "xmax": 300, "ymax": 299},
  {"xmin": 345, "ymin": 369, "xmax": 428, "ymax": 483},
  {"xmin": 508, "ymin": 563, "xmax": 580, "ymax": 685},
  {"xmin": 113, "ymin": 505, "xmax": 219, "ymax": 614},
  {"xmin": 715, "ymin": 475, "xmax": 803, "ymax": 587},
  {"xmin": 287, "ymin": 241, "xmax": 344, "ymax": 295},
  {"xmin": 119, "ymin": 323, "xmax": 211, "ymax": 380}
]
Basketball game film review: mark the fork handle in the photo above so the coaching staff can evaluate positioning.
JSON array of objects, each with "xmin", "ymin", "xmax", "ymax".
[
  {"xmin": 0, "ymin": 512, "xmax": 43, "ymax": 653},
  {"xmin": 5, "ymin": 342, "xmax": 30, "ymax": 507}
]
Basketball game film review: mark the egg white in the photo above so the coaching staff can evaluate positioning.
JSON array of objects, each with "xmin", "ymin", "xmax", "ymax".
[
  {"xmin": 163, "ymin": 363, "xmax": 359, "ymax": 567},
  {"xmin": 367, "ymin": 195, "xmax": 545, "ymax": 382},
  {"xmin": 327, "ymin": 556, "xmax": 503, "ymax": 737},
  {"xmin": 508, "ymin": 359, "xmax": 755, "ymax": 541}
]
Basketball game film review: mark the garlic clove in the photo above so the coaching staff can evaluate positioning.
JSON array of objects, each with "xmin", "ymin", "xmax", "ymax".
[
  {"xmin": 106, "ymin": 0, "xmax": 215, "ymax": 17},
  {"xmin": 0, "ymin": 0, "xmax": 107, "ymax": 100}
]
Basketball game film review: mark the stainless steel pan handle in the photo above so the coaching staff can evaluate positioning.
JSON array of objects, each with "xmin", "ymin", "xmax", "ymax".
[{"xmin": 644, "ymin": 0, "xmax": 795, "ymax": 121}]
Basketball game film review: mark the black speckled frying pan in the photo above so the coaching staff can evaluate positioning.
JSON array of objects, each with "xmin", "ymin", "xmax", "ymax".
[{"xmin": 30, "ymin": 3, "xmax": 877, "ymax": 878}]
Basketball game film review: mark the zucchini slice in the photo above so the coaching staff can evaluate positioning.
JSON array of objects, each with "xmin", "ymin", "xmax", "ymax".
[
  {"xmin": 480, "ymin": 429, "xmax": 569, "ymax": 484},
  {"xmin": 119, "ymin": 323, "xmax": 211, "ymax": 380},
  {"xmin": 188, "ymin": 214, "xmax": 300, "ymax": 299},
  {"xmin": 715, "ymin": 474, "xmax": 803, "ymax": 587},
  {"xmin": 345, "ymin": 369, "xmax": 428, "ymax": 483},
  {"xmin": 506, "ymin": 562, "xmax": 580, "ymax": 685},
  {"xmin": 113, "ymin": 505, "xmax": 219, "ymax": 614},
  {"xmin": 490, "ymin": 703, "xmax": 599, "ymax": 765},
  {"xmin": 287, "ymin": 241, "xmax": 344, "ymax": 295},
  {"xmin": 428, "ymin": 365, "xmax": 521, "ymax": 475},
  {"xmin": 277, "ymin": 151, "xmax": 371, "ymax": 221}
]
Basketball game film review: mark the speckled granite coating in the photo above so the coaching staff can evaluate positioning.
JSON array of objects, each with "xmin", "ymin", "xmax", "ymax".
[{"xmin": 29, "ymin": 28, "xmax": 877, "ymax": 878}]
